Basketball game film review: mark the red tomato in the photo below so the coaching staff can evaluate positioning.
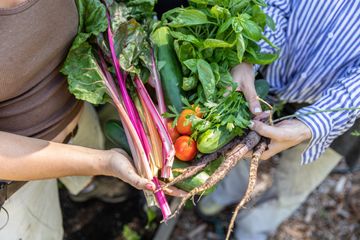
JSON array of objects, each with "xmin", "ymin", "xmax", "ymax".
[
  {"xmin": 176, "ymin": 106, "xmax": 203, "ymax": 135},
  {"xmin": 167, "ymin": 120, "xmax": 180, "ymax": 143},
  {"xmin": 174, "ymin": 136, "xmax": 198, "ymax": 161},
  {"xmin": 192, "ymin": 105, "xmax": 203, "ymax": 118}
]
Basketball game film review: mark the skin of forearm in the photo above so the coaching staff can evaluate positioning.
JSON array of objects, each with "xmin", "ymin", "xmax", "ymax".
[{"xmin": 0, "ymin": 131, "xmax": 112, "ymax": 181}]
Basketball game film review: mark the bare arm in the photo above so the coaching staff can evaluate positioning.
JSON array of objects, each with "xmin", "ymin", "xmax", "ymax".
[{"xmin": 0, "ymin": 131, "xmax": 155, "ymax": 190}]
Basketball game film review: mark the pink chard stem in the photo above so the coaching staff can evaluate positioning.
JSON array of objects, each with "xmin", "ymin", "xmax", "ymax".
[
  {"xmin": 134, "ymin": 76, "xmax": 175, "ymax": 178},
  {"xmin": 150, "ymin": 48, "xmax": 167, "ymax": 117},
  {"xmin": 104, "ymin": 11, "xmax": 171, "ymax": 220}
]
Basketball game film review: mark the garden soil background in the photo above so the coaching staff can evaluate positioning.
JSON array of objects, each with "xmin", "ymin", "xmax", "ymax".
[{"xmin": 61, "ymin": 157, "xmax": 360, "ymax": 240}]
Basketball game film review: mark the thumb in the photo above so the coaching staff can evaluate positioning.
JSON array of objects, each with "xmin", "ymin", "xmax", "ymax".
[{"xmin": 241, "ymin": 82, "xmax": 262, "ymax": 115}]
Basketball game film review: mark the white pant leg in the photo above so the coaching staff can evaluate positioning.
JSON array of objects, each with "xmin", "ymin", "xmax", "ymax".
[
  {"xmin": 235, "ymin": 143, "xmax": 342, "ymax": 240},
  {"xmin": 0, "ymin": 180, "xmax": 63, "ymax": 240}
]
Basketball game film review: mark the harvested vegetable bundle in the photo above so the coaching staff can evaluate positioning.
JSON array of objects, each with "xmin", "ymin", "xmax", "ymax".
[
  {"xmin": 151, "ymin": 0, "xmax": 278, "ymax": 236},
  {"xmin": 152, "ymin": 0, "xmax": 278, "ymax": 162},
  {"xmin": 61, "ymin": 0, "xmax": 174, "ymax": 220}
]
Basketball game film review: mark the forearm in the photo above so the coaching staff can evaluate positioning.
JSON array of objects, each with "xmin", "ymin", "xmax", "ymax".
[
  {"xmin": 0, "ymin": 131, "xmax": 111, "ymax": 181},
  {"xmin": 295, "ymin": 68, "xmax": 360, "ymax": 164}
]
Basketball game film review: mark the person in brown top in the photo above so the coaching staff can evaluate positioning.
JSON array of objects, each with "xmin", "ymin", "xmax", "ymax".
[{"xmin": 0, "ymin": 0, "xmax": 156, "ymax": 238}]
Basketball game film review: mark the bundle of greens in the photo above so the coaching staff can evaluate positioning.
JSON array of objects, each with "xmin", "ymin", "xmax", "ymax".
[
  {"xmin": 153, "ymin": 0, "xmax": 278, "ymax": 157},
  {"xmin": 151, "ymin": 1, "xmax": 279, "ymax": 234},
  {"xmin": 61, "ymin": 0, "xmax": 173, "ymax": 220}
]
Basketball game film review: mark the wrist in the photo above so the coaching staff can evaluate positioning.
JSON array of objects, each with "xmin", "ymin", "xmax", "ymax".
[
  {"xmin": 93, "ymin": 149, "xmax": 114, "ymax": 177},
  {"xmin": 297, "ymin": 120, "xmax": 312, "ymax": 142}
]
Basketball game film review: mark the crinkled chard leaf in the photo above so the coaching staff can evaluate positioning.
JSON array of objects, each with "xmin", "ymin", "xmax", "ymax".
[{"xmin": 62, "ymin": 42, "xmax": 108, "ymax": 104}]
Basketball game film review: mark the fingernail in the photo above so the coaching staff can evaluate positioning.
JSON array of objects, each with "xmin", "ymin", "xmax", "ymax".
[
  {"xmin": 145, "ymin": 183, "xmax": 155, "ymax": 191},
  {"xmin": 253, "ymin": 107, "xmax": 262, "ymax": 114},
  {"xmin": 248, "ymin": 120, "xmax": 255, "ymax": 129}
]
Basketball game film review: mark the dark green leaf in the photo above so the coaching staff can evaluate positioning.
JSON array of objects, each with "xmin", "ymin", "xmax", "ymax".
[
  {"xmin": 72, "ymin": 0, "xmax": 107, "ymax": 51},
  {"xmin": 254, "ymin": 79, "xmax": 269, "ymax": 98}
]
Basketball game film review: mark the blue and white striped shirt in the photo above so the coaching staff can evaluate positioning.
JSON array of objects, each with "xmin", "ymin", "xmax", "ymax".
[{"xmin": 259, "ymin": 0, "xmax": 360, "ymax": 164}]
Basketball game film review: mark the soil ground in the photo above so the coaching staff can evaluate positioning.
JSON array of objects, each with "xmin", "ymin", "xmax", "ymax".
[{"xmin": 61, "ymin": 159, "xmax": 360, "ymax": 240}]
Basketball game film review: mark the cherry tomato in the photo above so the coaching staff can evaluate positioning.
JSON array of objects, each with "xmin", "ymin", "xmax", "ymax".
[
  {"xmin": 176, "ymin": 109, "xmax": 194, "ymax": 135},
  {"xmin": 192, "ymin": 105, "xmax": 203, "ymax": 118},
  {"xmin": 167, "ymin": 120, "xmax": 180, "ymax": 143},
  {"xmin": 176, "ymin": 106, "xmax": 203, "ymax": 135},
  {"xmin": 174, "ymin": 136, "xmax": 198, "ymax": 161}
]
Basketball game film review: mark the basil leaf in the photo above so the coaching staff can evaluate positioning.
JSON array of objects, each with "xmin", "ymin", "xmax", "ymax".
[
  {"xmin": 241, "ymin": 18, "xmax": 263, "ymax": 42},
  {"xmin": 203, "ymin": 38, "xmax": 235, "ymax": 48},
  {"xmin": 236, "ymin": 33, "xmax": 246, "ymax": 63},
  {"xmin": 210, "ymin": 5, "xmax": 231, "ymax": 19},
  {"xmin": 245, "ymin": 48, "xmax": 279, "ymax": 64},
  {"xmin": 178, "ymin": 42, "xmax": 197, "ymax": 61},
  {"xmin": 167, "ymin": 9, "xmax": 212, "ymax": 28},
  {"xmin": 183, "ymin": 59, "xmax": 198, "ymax": 72},
  {"xmin": 197, "ymin": 59, "xmax": 216, "ymax": 101},
  {"xmin": 265, "ymin": 13, "xmax": 276, "ymax": 31},
  {"xmin": 170, "ymin": 31, "xmax": 202, "ymax": 47},
  {"xmin": 182, "ymin": 76, "xmax": 198, "ymax": 91},
  {"xmin": 217, "ymin": 17, "xmax": 234, "ymax": 36}
]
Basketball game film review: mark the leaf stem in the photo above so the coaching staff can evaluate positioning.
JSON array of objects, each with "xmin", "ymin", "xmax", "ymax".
[{"xmin": 273, "ymin": 107, "xmax": 360, "ymax": 124}]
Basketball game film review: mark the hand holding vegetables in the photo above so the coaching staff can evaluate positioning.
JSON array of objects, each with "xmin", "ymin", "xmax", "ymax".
[
  {"xmin": 107, "ymin": 149, "xmax": 155, "ymax": 191},
  {"xmin": 249, "ymin": 119, "xmax": 312, "ymax": 160},
  {"xmin": 231, "ymin": 62, "xmax": 262, "ymax": 114}
]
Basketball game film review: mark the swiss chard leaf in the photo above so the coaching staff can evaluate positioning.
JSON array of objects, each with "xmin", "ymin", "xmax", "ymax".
[{"xmin": 61, "ymin": 42, "xmax": 108, "ymax": 104}]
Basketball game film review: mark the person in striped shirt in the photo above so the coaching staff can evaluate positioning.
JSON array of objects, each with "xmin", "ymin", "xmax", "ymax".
[{"xmin": 198, "ymin": 0, "xmax": 360, "ymax": 239}]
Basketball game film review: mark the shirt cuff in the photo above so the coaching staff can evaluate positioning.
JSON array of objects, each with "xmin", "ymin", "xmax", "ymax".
[{"xmin": 295, "ymin": 106, "xmax": 333, "ymax": 165}]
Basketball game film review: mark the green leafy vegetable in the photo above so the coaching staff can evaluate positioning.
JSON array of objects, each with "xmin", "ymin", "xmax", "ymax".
[{"xmin": 158, "ymin": 0, "xmax": 278, "ymax": 143}]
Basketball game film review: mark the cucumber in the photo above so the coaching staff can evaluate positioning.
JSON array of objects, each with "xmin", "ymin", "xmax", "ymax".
[
  {"xmin": 172, "ymin": 157, "xmax": 222, "ymax": 194},
  {"xmin": 197, "ymin": 127, "xmax": 238, "ymax": 154},
  {"xmin": 151, "ymin": 27, "xmax": 184, "ymax": 112}
]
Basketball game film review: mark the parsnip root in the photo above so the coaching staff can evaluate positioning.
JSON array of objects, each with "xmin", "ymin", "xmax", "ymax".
[{"xmin": 225, "ymin": 140, "xmax": 268, "ymax": 240}]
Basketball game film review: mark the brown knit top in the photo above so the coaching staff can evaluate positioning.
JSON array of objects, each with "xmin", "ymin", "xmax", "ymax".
[{"xmin": 0, "ymin": 0, "xmax": 83, "ymax": 141}]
